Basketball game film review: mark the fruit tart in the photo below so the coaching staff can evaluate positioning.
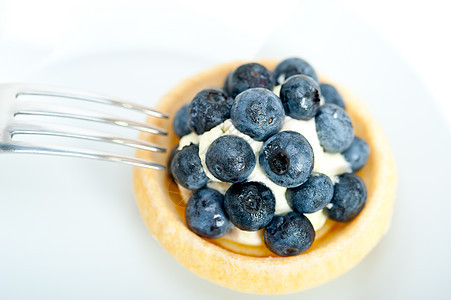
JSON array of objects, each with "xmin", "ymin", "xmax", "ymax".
[{"xmin": 133, "ymin": 58, "xmax": 397, "ymax": 294}]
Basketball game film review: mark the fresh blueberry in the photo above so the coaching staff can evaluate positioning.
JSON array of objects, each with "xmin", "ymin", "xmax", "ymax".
[
  {"xmin": 325, "ymin": 173, "xmax": 367, "ymax": 222},
  {"xmin": 224, "ymin": 72, "xmax": 232, "ymax": 96},
  {"xmin": 231, "ymin": 88, "xmax": 285, "ymax": 141},
  {"xmin": 259, "ymin": 131, "xmax": 314, "ymax": 188},
  {"xmin": 185, "ymin": 188, "xmax": 232, "ymax": 239},
  {"xmin": 286, "ymin": 172, "xmax": 334, "ymax": 214},
  {"xmin": 342, "ymin": 137, "xmax": 370, "ymax": 172},
  {"xmin": 264, "ymin": 211, "xmax": 315, "ymax": 256},
  {"xmin": 206, "ymin": 135, "xmax": 256, "ymax": 183},
  {"xmin": 228, "ymin": 63, "xmax": 275, "ymax": 98},
  {"xmin": 280, "ymin": 75, "xmax": 321, "ymax": 120},
  {"xmin": 171, "ymin": 144, "xmax": 209, "ymax": 190},
  {"xmin": 315, "ymin": 104, "xmax": 354, "ymax": 153},
  {"xmin": 166, "ymin": 144, "xmax": 179, "ymax": 180},
  {"xmin": 173, "ymin": 103, "xmax": 192, "ymax": 138},
  {"xmin": 320, "ymin": 83, "xmax": 345, "ymax": 109},
  {"xmin": 273, "ymin": 57, "xmax": 318, "ymax": 85},
  {"xmin": 188, "ymin": 89, "xmax": 233, "ymax": 135},
  {"xmin": 224, "ymin": 181, "xmax": 275, "ymax": 231}
]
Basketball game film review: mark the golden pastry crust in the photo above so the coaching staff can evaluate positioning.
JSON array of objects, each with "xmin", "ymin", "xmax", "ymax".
[{"xmin": 132, "ymin": 60, "xmax": 397, "ymax": 294}]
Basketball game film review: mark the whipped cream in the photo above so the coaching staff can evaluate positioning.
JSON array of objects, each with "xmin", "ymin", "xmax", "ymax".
[
  {"xmin": 221, "ymin": 209, "xmax": 328, "ymax": 246},
  {"xmin": 177, "ymin": 88, "xmax": 351, "ymax": 246}
]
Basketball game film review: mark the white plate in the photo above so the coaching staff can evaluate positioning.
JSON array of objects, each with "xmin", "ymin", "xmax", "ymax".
[{"xmin": 1, "ymin": 3, "xmax": 450, "ymax": 300}]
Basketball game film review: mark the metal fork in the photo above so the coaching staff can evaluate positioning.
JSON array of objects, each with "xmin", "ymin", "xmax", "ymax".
[{"xmin": 0, "ymin": 83, "xmax": 168, "ymax": 169}]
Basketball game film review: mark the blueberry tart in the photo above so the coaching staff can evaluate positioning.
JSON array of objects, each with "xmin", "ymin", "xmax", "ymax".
[{"xmin": 133, "ymin": 60, "xmax": 396, "ymax": 294}]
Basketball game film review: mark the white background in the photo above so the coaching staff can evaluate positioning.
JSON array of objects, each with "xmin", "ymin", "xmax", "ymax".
[
  {"xmin": 0, "ymin": 0, "xmax": 450, "ymax": 132},
  {"xmin": 0, "ymin": 1, "xmax": 450, "ymax": 299}
]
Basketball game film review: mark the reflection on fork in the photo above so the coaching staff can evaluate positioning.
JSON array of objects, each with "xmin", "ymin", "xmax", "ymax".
[{"xmin": 0, "ymin": 83, "xmax": 168, "ymax": 169}]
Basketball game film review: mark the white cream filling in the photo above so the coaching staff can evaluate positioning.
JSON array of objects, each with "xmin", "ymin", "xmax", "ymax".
[
  {"xmin": 177, "ymin": 87, "xmax": 350, "ymax": 246},
  {"xmin": 220, "ymin": 209, "xmax": 328, "ymax": 246}
]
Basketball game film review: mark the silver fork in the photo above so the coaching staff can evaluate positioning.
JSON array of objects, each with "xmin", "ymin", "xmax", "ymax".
[{"xmin": 0, "ymin": 83, "xmax": 168, "ymax": 170}]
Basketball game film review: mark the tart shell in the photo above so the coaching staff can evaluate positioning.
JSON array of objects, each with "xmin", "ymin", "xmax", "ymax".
[{"xmin": 132, "ymin": 60, "xmax": 397, "ymax": 294}]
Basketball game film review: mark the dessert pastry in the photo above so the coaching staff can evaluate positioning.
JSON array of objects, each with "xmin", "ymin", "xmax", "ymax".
[{"xmin": 133, "ymin": 59, "xmax": 396, "ymax": 294}]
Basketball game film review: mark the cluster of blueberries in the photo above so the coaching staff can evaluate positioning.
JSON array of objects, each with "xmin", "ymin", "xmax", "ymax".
[{"xmin": 170, "ymin": 58, "xmax": 369, "ymax": 256}]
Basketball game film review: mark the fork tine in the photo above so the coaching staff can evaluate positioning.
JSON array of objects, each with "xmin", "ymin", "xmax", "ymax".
[
  {"xmin": 3, "ymin": 141, "xmax": 165, "ymax": 170},
  {"xmin": 0, "ymin": 83, "xmax": 170, "ymax": 170},
  {"xmin": 14, "ymin": 104, "xmax": 168, "ymax": 135},
  {"xmin": 16, "ymin": 84, "xmax": 169, "ymax": 118},
  {"xmin": 9, "ymin": 122, "xmax": 166, "ymax": 152}
]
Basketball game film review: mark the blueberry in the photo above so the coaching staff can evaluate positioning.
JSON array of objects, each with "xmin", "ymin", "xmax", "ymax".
[
  {"xmin": 185, "ymin": 188, "xmax": 232, "ymax": 238},
  {"xmin": 325, "ymin": 173, "xmax": 367, "ymax": 222},
  {"xmin": 206, "ymin": 135, "xmax": 256, "ymax": 183},
  {"xmin": 259, "ymin": 131, "xmax": 314, "ymax": 188},
  {"xmin": 286, "ymin": 172, "xmax": 334, "ymax": 214},
  {"xmin": 224, "ymin": 72, "xmax": 232, "ymax": 96},
  {"xmin": 273, "ymin": 57, "xmax": 318, "ymax": 85},
  {"xmin": 315, "ymin": 104, "xmax": 354, "ymax": 153},
  {"xmin": 171, "ymin": 144, "xmax": 209, "ymax": 190},
  {"xmin": 173, "ymin": 103, "xmax": 192, "ymax": 138},
  {"xmin": 224, "ymin": 181, "xmax": 275, "ymax": 231},
  {"xmin": 231, "ymin": 88, "xmax": 285, "ymax": 141},
  {"xmin": 280, "ymin": 75, "xmax": 321, "ymax": 120},
  {"xmin": 264, "ymin": 212, "xmax": 315, "ymax": 256},
  {"xmin": 342, "ymin": 137, "xmax": 370, "ymax": 172},
  {"xmin": 320, "ymin": 83, "xmax": 345, "ymax": 109},
  {"xmin": 166, "ymin": 144, "xmax": 179, "ymax": 180},
  {"xmin": 228, "ymin": 63, "xmax": 274, "ymax": 98},
  {"xmin": 188, "ymin": 89, "xmax": 233, "ymax": 135}
]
